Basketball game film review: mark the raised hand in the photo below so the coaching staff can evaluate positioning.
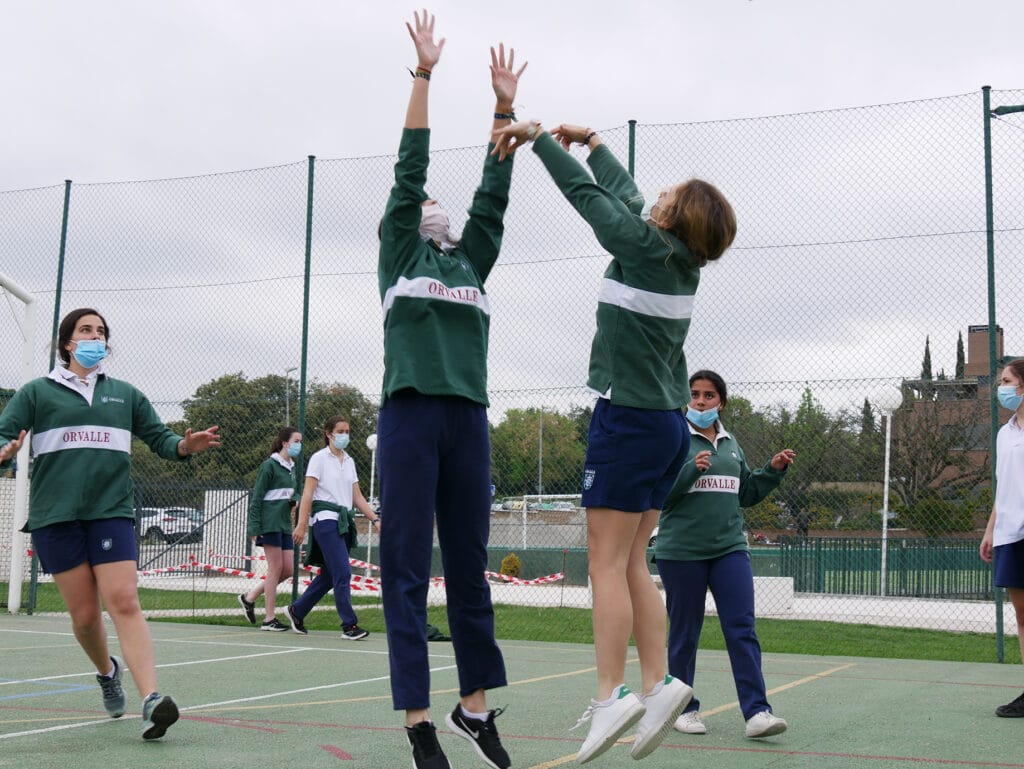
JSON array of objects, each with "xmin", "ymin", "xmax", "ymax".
[
  {"xmin": 770, "ymin": 449, "xmax": 796, "ymax": 471},
  {"xmin": 490, "ymin": 43, "xmax": 527, "ymax": 105},
  {"xmin": 406, "ymin": 9, "xmax": 445, "ymax": 70}
]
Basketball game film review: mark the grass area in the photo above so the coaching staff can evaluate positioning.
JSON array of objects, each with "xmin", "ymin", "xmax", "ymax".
[{"xmin": 8, "ymin": 582, "xmax": 1016, "ymax": 665}]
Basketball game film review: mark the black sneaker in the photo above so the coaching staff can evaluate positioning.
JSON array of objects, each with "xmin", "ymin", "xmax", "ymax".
[
  {"xmin": 238, "ymin": 593, "xmax": 256, "ymax": 625},
  {"xmin": 445, "ymin": 705, "xmax": 511, "ymax": 769},
  {"xmin": 341, "ymin": 624, "xmax": 369, "ymax": 640},
  {"xmin": 286, "ymin": 604, "xmax": 308, "ymax": 635},
  {"xmin": 996, "ymin": 691, "xmax": 1024, "ymax": 717},
  {"xmin": 141, "ymin": 692, "xmax": 179, "ymax": 740},
  {"xmin": 96, "ymin": 655, "xmax": 126, "ymax": 718},
  {"xmin": 406, "ymin": 721, "xmax": 451, "ymax": 769},
  {"xmin": 261, "ymin": 617, "xmax": 288, "ymax": 632}
]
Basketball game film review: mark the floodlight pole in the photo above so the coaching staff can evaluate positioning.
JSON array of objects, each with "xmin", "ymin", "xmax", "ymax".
[{"xmin": 982, "ymin": 87, "xmax": 1024, "ymax": 662}]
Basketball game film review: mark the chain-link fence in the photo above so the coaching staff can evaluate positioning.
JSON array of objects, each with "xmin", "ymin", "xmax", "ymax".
[{"xmin": 2, "ymin": 88, "xmax": 1024, "ymax": 653}]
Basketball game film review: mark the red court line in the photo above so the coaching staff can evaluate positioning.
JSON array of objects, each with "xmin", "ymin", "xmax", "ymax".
[
  {"xmin": 183, "ymin": 715, "xmax": 283, "ymax": 733},
  {"xmin": 320, "ymin": 745, "xmax": 353, "ymax": 760}
]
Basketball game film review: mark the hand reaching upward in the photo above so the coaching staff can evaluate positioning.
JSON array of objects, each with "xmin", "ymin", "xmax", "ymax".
[
  {"xmin": 406, "ymin": 9, "xmax": 445, "ymax": 70},
  {"xmin": 490, "ymin": 43, "xmax": 527, "ymax": 106}
]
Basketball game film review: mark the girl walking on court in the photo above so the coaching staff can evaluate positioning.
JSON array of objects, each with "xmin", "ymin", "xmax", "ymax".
[
  {"xmin": 981, "ymin": 358, "xmax": 1024, "ymax": 718},
  {"xmin": 492, "ymin": 121, "xmax": 736, "ymax": 762},
  {"xmin": 657, "ymin": 370, "xmax": 793, "ymax": 739},
  {"xmin": 376, "ymin": 11, "xmax": 526, "ymax": 769},
  {"xmin": 239, "ymin": 426, "xmax": 301, "ymax": 631},
  {"xmin": 0, "ymin": 307, "xmax": 220, "ymax": 740},
  {"xmin": 288, "ymin": 416, "xmax": 379, "ymax": 639}
]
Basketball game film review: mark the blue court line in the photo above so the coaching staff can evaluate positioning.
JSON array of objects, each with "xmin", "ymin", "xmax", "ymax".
[{"xmin": 0, "ymin": 678, "xmax": 93, "ymax": 702}]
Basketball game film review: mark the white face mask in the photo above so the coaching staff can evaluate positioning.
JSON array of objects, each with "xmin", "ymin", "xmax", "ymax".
[{"xmin": 419, "ymin": 203, "xmax": 451, "ymax": 245}]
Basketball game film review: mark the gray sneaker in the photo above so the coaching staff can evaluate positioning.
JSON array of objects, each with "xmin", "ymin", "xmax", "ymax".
[
  {"xmin": 142, "ymin": 692, "xmax": 179, "ymax": 740},
  {"xmin": 96, "ymin": 655, "xmax": 126, "ymax": 718}
]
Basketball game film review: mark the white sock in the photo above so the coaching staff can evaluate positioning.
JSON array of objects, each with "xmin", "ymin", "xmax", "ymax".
[{"xmin": 461, "ymin": 705, "xmax": 489, "ymax": 721}]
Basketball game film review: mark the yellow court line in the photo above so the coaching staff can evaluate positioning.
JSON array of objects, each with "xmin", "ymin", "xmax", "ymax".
[{"xmin": 526, "ymin": 661, "xmax": 858, "ymax": 769}]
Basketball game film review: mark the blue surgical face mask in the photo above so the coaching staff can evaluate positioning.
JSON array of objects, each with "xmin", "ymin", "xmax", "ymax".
[
  {"xmin": 333, "ymin": 433, "xmax": 350, "ymax": 451},
  {"xmin": 686, "ymin": 406, "xmax": 719, "ymax": 429},
  {"xmin": 71, "ymin": 339, "xmax": 107, "ymax": 369},
  {"xmin": 287, "ymin": 442, "xmax": 302, "ymax": 458},
  {"xmin": 998, "ymin": 385, "xmax": 1023, "ymax": 412}
]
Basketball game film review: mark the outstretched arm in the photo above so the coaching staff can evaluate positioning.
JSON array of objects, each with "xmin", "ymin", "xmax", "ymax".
[
  {"xmin": 459, "ymin": 42, "xmax": 527, "ymax": 280},
  {"xmin": 404, "ymin": 10, "xmax": 445, "ymax": 129}
]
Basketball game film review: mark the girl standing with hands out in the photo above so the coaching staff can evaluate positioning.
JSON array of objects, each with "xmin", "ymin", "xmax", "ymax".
[
  {"xmin": 656, "ymin": 370, "xmax": 794, "ymax": 739},
  {"xmin": 981, "ymin": 359, "xmax": 1024, "ymax": 718},
  {"xmin": 239, "ymin": 426, "xmax": 301, "ymax": 631},
  {"xmin": 288, "ymin": 416, "xmax": 379, "ymax": 639},
  {"xmin": 377, "ymin": 11, "xmax": 525, "ymax": 769},
  {"xmin": 491, "ymin": 122, "xmax": 736, "ymax": 763},
  {"xmin": 0, "ymin": 308, "xmax": 220, "ymax": 740}
]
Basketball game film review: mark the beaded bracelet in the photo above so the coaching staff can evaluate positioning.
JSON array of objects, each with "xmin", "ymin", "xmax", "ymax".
[
  {"xmin": 408, "ymin": 66, "xmax": 432, "ymax": 81},
  {"xmin": 494, "ymin": 111, "xmax": 517, "ymax": 121},
  {"xmin": 583, "ymin": 131, "xmax": 598, "ymax": 145}
]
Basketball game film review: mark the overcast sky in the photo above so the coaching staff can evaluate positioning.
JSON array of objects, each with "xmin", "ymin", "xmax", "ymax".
[
  {"xmin": 2, "ymin": 1, "xmax": 1023, "ymax": 424},
  {"xmin": 5, "ymin": 0, "xmax": 1023, "ymax": 189}
]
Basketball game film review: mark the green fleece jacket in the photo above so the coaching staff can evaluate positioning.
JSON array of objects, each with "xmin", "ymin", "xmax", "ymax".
[
  {"xmin": 532, "ymin": 133, "xmax": 701, "ymax": 410},
  {"xmin": 378, "ymin": 128, "xmax": 513, "ymax": 407},
  {"xmin": 0, "ymin": 371, "xmax": 186, "ymax": 530},
  {"xmin": 247, "ymin": 454, "xmax": 299, "ymax": 537},
  {"xmin": 655, "ymin": 425, "xmax": 787, "ymax": 561}
]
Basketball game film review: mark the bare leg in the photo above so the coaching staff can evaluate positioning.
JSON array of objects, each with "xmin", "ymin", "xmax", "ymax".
[
  {"xmin": 52, "ymin": 563, "xmax": 112, "ymax": 674},
  {"xmin": 587, "ymin": 507, "xmax": 642, "ymax": 699},
  {"xmin": 262, "ymin": 545, "xmax": 284, "ymax": 619},
  {"xmin": 628, "ymin": 509, "xmax": 667, "ymax": 695},
  {"xmin": 94, "ymin": 560, "xmax": 158, "ymax": 697},
  {"xmin": 1009, "ymin": 588, "xmax": 1024, "ymax": 666}
]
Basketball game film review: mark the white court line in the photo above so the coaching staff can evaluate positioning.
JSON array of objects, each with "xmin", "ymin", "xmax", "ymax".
[
  {"xmin": 184, "ymin": 664, "xmax": 457, "ymax": 710},
  {"xmin": 0, "ymin": 649, "xmax": 309, "ymax": 687},
  {"xmin": 0, "ymin": 664, "xmax": 459, "ymax": 741}
]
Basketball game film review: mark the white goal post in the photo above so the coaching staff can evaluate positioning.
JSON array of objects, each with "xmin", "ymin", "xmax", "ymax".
[{"xmin": 0, "ymin": 273, "xmax": 36, "ymax": 614}]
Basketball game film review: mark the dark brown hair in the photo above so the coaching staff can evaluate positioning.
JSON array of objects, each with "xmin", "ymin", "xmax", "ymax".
[
  {"xmin": 689, "ymin": 369, "xmax": 728, "ymax": 408},
  {"xmin": 1004, "ymin": 358, "xmax": 1024, "ymax": 385},
  {"xmin": 322, "ymin": 415, "xmax": 349, "ymax": 446},
  {"xmin": 56, "ymin": 308, "xmax": 109, "ymax": 365},
  {"xmin": 271, "ymin": 426, "xmax": 299, "ymax": 454}
]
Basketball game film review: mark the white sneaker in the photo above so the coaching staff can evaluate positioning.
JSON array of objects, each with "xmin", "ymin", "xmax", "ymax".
[
  {"xmin": 630, "ymin": 676, "xmax": 693, "ymax": 759},
  {"xmin": 744, "ymin": 710, "xmax": 787, "ymax": 738},
  {"xmin": 573, "ymin": 685, "xmax": 646, "ymax": 764},
  {"xmin": 674, "ymin": 711, "xmax": 706, "ymax": 734}
]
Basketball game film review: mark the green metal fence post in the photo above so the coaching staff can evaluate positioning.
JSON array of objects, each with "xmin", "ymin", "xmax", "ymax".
[
  {"xmin": 292, "ymin": 155, "xmax": 316, "ymax": 602},
  {"xmin": 628, "ymin": 119, "xmax": 637, "ymax": 179},
  {"xmin": 27, "ymin": 179, "xmax": 73, "ymax": 614}
]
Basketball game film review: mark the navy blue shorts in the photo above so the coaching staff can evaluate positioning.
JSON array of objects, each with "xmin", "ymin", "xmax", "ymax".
[
  {"xmin": 32, "ymin": 518, "xmax": 138, "ymax": 575},
  {"xmin": 255, "ymin": 532, "xmax": 294, "ymax": 550},
  {"xmin": 993, "ymin": 539, "xmax": 1024, "ymax": 589},
  {"xmin": 581, "ymin": 399, "xmax": 689, "ymax": 512}
]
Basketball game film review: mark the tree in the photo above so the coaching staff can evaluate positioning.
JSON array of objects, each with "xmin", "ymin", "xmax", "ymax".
[
  {"xmin": 490, "ymin": 408, "xmax": 586, "ymax": 496},
  {"xmin": 773, "ymin": 388, "xmax": 860, "ymax": 528},
  {"xmin": 920, "ymin": 336, "xmax": 933, "ymax": 380},
  {"xmin": 888, "ymin": 395, "xmax": 990, "ymax": 512},
  {"xmin": 955, "ymin": 331, "xmax": 965, "ymax": 379},
  {"xmin": 130, "ymin": 373, "xmax": 379, "ymax": 489}
]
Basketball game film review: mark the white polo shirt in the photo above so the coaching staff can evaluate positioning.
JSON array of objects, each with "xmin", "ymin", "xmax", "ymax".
[
  {"xmin": 994, "ymin": 416, "xmax": 1024, "ymax": 547},
  {"xmin": 306, "ymin": 446, "xmax": 359, "ymax": 523}
]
